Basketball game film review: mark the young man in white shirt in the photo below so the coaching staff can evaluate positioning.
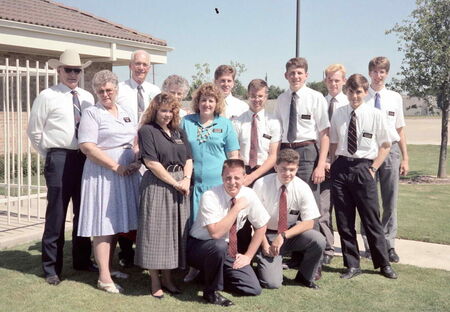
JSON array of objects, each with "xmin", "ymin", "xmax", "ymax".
[
  {"xmin": 329, "ymin": 74, "xmax": 397, "ymax": 280},
  {"xmin": 319, "ymin": 64, "xmax": 349, "ymax": 265},
  {"xmin": 361, "ymin": 57, "xmax": 409, "ymax": 263},
  {"xmin": 27, "ymin": 49, "xmax": 96, "ymax": 285},
  {"xmin": 253, "ymin": 149, "xmax": 325, "ymax": 290},
  {"xmin": 117, "ymin": 50, "xmax": 161, "ymax": 123},
  {"xmin": 214, "ymin": 65, "xmax": 248, "ymax": 119},
  {"xmin": 187, "ymin": 159, "xmax": 269, "ymax": 307}
]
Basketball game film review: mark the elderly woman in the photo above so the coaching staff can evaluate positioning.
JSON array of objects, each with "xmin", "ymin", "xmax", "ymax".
[
  {"xmin": 135, "ymin": 92, "xmax": 193, "ymax": 299},
  {"xmin": 181, "ymin": 83, "xmax": 239, "ymax": 282},
  {"xmin": 162, "ymin": 74, "xmax": 190, "ymax": 117},
  {"xmin": 78, "ymin": 70, "xmax": 141, "ymax": 294}
]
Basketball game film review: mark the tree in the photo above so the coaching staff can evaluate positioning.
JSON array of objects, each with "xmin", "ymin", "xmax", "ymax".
[
  {"xmin": 307, "ymin": 81, "xmax": 327, "ymax": 96},
  {"xmin": 268, "ymin": 85, "xmax": 285, "ymax": 99},
  {"xmin": 230, "ymin": 61, "xmax": 247, "ymax": 99},
  {"xmin": 188, "ymin": 63, "xmax": 211, "ymax": 99},
  {"xmin": 387, "ymin": 0, "xmax": 449, "ymax": 178}
]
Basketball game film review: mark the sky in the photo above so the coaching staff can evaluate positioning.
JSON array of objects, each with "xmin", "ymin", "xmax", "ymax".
[{"xmin": 57, "ymin": 0, "xmax": 417, "ymax": 89}]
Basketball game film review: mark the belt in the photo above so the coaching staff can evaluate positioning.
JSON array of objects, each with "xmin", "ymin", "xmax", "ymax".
[
  {"xmin": 281, "ymin": 140, "xmax": 316, "ymax": 149},
  {"xmin": 47, "ymin": 148, "xmax": 80, "ymax": 153},
  {"xmin": 338, "ymin": 156, "xmax": 372, "ymax": 163},
  {"xmin": 166, "ymin": 164, "xmax": 183, "ymax": 172}
]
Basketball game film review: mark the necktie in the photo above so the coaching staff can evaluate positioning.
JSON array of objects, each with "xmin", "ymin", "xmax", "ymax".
[
  {"xmin": 287, "ymin": 92, "xmax": 298, "ymax": 143},
  {"xmin": 328, "ymin": 97, "xmax": 336, "ymax": 121},
  {"xmin": 278, "ymin": 185, "xmax": 288, "ymax": 234},
  {"xmin": 228, "ymin": 198, "xmax": 238, "ymax": 258},
  {"xmin": 137, "ymin": 85, "xmax": 145, "ymax": 115},
  {"xmin": 374, "ymin": 93, "xmax": 381, "ymax": 110},
  {"xmin": 71, "ymin": 90, "xmax": 81, "ymax": 138},
  {"xmin": 347, "ymin": 111, "xmax": 357, "ymax": 155},
  {"xmin": 249, "ymin": 113, "xmax": 259, "ymax": 168}
]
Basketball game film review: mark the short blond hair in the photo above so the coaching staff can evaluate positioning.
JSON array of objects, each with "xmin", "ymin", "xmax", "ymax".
[
  {"xmin": 324, "ymin": 64, "xmax": 346, "ymax": 79},
  {"xmin": 191, "ymin": 83, "xmax": 225, "ymax": 115}
]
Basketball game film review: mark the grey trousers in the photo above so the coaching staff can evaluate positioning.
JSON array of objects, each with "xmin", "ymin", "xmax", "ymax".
[
  {"xmin": 319, "ymin": 179, "xmax": 334, "ymax": 256},
  {"xmin": 362, "ymin": 143, "xmax": 400, "ymax": 250},
  {"xmin": 256, "ymin": 230, "xmax": 325, "ymax": 289}
]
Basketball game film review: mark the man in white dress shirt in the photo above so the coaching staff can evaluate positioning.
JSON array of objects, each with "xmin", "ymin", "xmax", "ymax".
[
  {"xmin": 27, "ymin": 49, "xmax": 95, "ymax": 285},
  {"xmin": 319, "ymin": 64, "xmax": 349, "ymax": 265},
  {"xmin": 187, "ymin": 159, "xmax": 269, "ymax": 307},
  {"xmin": 115, "ymin": 50, "xmax": 161, "ymax": 267},
  {"xmin": 117, "ymin": 50, "xmax": 160, "ymax": 123},
  {"xmin": 214, "ymin": 65, "xmax": 248, "ymax": 119},
  {"xmin": 329, "ymin": 74, "xmax": 397, "ymax": 280},
  {"xmin": 360, "ymin": 57, "xmax": 409, "ymax": 263},
  {"xmin": 253, "ymin": 149, "xmax": 325, "ymax": 290}
]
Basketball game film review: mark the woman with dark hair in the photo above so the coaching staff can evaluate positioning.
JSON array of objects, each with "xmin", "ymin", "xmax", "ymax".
[
  {"xmin": 135, "ymin": 92, "xmax": 193, "ymax": 298},
  {"xmin": 78, "ymin": 70, "xmax": 141, "ymax": 294}
]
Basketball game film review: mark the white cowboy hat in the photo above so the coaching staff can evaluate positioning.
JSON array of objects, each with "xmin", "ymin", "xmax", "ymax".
[{"xmin": 48, "ymin": 49, "xmax": 92, "ymax": 69}]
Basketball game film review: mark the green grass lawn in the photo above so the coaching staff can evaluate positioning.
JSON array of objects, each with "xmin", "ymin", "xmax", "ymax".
[
  {"xmin": 0, "ymin": 240, "xmax": 449, "ymax": 312},
  {"xmin": 404, "ymin": 144, "xmax": 450, "ymax": 179}
]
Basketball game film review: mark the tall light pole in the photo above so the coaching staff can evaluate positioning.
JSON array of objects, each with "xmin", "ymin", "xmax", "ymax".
[{"xmin": 296, "ymin": 0, "xmax": 301, "ymax": 57}]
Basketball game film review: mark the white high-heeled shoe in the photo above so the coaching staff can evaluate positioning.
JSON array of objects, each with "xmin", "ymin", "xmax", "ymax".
[{"xmin": 97, "ymin": 280, "xmax": 123, "ymax": 294}]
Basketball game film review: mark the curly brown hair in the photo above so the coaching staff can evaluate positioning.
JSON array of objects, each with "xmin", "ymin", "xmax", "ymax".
[
  {"xmin": 191, "ymin": 82, "xmax": 225, "ymax": 115},
  {"xmin": 140, "ymin": 92, "xmax": 181, "ymax": 129}
]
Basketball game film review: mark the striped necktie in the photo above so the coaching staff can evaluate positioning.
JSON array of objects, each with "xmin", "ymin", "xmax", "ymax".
[
  {"xmin": 347, "ymin": 110, "xmax": 357, "ymax": 155},
  {"xmin": 227, "ymin": 198, "xmax": 238, "ymax": 258}
]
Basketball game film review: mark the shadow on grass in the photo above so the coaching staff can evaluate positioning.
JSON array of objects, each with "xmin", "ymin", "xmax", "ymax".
[{"xmin": 0, "ymin": 241, "xmax": 43, "ymax": 277}]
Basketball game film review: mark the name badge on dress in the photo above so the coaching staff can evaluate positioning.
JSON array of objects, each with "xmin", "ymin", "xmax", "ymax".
[
  {"xmin": 388, "ymin": 111, "xmax": 395, "ymax": 117},
  {"xmin": 362, "ymin": 132, "xmax": 373, "ymax": 139},
  {"xmin": 123, "ymin": 117, "xmax": 131, "ymax": 123},
  {"xmin": 174, "ymin": 139, "xmax": 184, "ymax": 144},
  {"xmin": 289, "ymin": 210, "xmax": 300, "ymax": 215},
  {"xmin": 263, "ymin": 133, "xmax": 272, "ymax": 140},
  {"xmin": 213, "ymin": 128, "xmax": 223, "ymax": 133},
  {"xmin": 301, "ymin": 114, "xmax": 311, "ymax": 120}
]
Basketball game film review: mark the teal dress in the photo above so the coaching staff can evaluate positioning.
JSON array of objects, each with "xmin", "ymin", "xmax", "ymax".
[{"xmin": 182, "ymin": 114, "xmax": 239, "ymax": 222}]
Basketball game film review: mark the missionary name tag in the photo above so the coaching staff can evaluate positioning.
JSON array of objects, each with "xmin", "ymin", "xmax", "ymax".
[
  {"xmin": 263, "ymin": 133, "xmax": 272, "ymax": 140},
  {"xmin": 213, "ymin": 128, "xmax": 223, "ymax": 133},
  {"xmin": 362, "ymin": 132, "xmax": 373, "ymax": 139},
  {"xmin": 301, "ymin": 114, "xmax": 311, "ymax": 120},
  {"xmin": 123, "ymin": 117, "xmax": 131, "ymax": 122},
  {"xmin": 388, "ymin": 111, "xmax": 395, "ymax": 117},
  {"xmin": 174, "ymin": 139, "xmax": 183, "ymax": 144}
]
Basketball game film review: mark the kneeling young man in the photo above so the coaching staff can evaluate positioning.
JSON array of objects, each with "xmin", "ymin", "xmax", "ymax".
[
  {"xmin": 329, "ymin": 74, "xmax": 397, "ymax": 280},
  {"xmin": 253, "ymin": 149, "xmax": 325, "ymax": 289},
  {"xmin": 187, "ymin": 159, "xmax": 269, "ymax": 306}
]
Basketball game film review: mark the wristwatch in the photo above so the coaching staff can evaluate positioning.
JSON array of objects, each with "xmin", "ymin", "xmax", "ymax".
[
  {"xmin": 369, "ymin": 166, "xmax": 377, "ymax": 173},
  {"xmin": 280, "ymin": 232, "xmax": 287, "ymax": 240}
]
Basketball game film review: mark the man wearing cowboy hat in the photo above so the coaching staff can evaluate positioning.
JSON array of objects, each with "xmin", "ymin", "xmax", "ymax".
[{"xmin": 28, "ymin": 49, "xmax": 97, "ymax": 285}]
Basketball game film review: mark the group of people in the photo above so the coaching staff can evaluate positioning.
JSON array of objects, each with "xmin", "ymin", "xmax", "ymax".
[{"xmin": 27, "ymin": 48, "xmax": 408, "ymax": 307}]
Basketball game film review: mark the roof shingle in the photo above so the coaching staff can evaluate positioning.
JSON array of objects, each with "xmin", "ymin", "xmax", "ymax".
[{"xmin": 0, "ymin": 0, "xmax": 167, "ymax": 46}]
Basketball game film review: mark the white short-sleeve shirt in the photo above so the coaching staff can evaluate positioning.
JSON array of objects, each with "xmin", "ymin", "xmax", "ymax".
[
  {"xmin": 365, "ymin": 87, "xmax": 405, "ymax": 142},
  {"xmin": 224, "ymin": 94, "xmax": 249, "ymax": 119},
  {"xmin": 190, "ymin": 184, "xmax": 270, "ymax": 241},
  {"xmin": 253, "ymin": 173, "xmax": 320, "ymax": 231},
  {"xmin": 330, "ymin": 103, "xmax": 392, "ymax": 160},
  {"xmin": 27, "ymin": 83, "xmax": 94, "ymax": 156},
  {"xmin": 276, "ymin": 86, "xmax": 330, "ymax": 143},
  {"xmin": 325, "ymin": 92, "xmax": 349, "ymax": 114},
  {"xmin": 117, "ymin": 78, "xmax": 161, "ymax": 122},
  {"xmin": 233, "ymin": 109, "xmax": 281, "ymax": 166}
]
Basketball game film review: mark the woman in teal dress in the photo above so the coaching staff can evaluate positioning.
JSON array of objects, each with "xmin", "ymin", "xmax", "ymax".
[{"xmin": 181, "ymin": 83, "xmax": 239, "ymax": 222}]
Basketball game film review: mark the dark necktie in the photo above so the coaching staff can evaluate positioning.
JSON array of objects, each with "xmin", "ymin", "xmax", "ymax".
[
  {"xmin": 71, "ymin": 90, "xmax": 81, "ymax": 138},
  {"xmin": 328, "ymin": 97, "xmax": 336, "ymax": 121},
  {"xmin": 278, "ymin": 185, "xmax": 288, "ymax": 234},
  {"xmin": 287, "ymin": 92, "xmax": 298, "ymax": 143},
  {"xmin": 137, "ymin": 85, "xmax": 145, "ymax": 115},
  {"xmin": 374, "ymin": 92, "xmax": 381, "ymax": 110},
  {"xmin": 228, "ymin": 198, "xmax": 238, "ymax": 258},
  {"xmin": 347, "ymin": 111, "xmax": 357, "ymax": 155},
  {"xmin": 249, "ymin": 113, "xmax": 259, "ymax": 168}
]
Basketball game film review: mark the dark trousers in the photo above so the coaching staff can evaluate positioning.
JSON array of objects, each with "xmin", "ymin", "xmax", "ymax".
[
  {"xmin": 118, "ymin": 236, "xmax": 135, "ymax": 263},
  {"xmin": 331, "ymin": 157, "xmax": 389, "ymax": 269},
  {"xmin": 42, "ymin": 149, "xmax": 92, "ymax": 277},
  {"xmin": 186, "ymin": 237, "xmax": 261, "ymax": 296}
]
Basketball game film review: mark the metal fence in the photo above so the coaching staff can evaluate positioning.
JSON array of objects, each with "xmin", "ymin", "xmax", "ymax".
[{"xmin": 0, "ymin": 58, "xmax": 57, "ymax": 225}]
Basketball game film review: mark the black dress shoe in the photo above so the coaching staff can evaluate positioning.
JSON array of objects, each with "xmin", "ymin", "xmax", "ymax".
[
  {"xmin": 45, "ymin": 275, "xmax": 61, "ymax": 285},
  {"xmin": 340, "ymin": 267, "xmax": 362, "ymax": 279},
  {"xmin": 294, "ymin": 272, "xmax": 320, "ymax": 289},
  {"xmin": 380, "ymin": 265, "xmax": 398, "ymax": 279},
  {"xmin": 74, "ymin": 262, "xmax": 99, "ymax": 273},
  {"xmin": 322, "ymin": 254, "xmax": 333, "ymax": 265},
  {"xmin": 203, "ymin": 291, "xmax": 234, "ymax": 306},
  {"xmin": 388, "ymin": 248, "xmax": 400, "ymax": 263}
]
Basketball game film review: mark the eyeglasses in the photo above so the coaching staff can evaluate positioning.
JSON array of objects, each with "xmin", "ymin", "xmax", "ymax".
[
  {"xmin": 63, "ymin": 67, "xmax": 82, "ymax": 74},
  {"xmin": 96, "ymin": 89, "xmax": 115, "ymax": 95}
]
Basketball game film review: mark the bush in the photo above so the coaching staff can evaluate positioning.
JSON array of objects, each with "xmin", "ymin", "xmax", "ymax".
[{"xmin": 0, "ymin": 153, "xmax": 44, "ymax": 179}]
